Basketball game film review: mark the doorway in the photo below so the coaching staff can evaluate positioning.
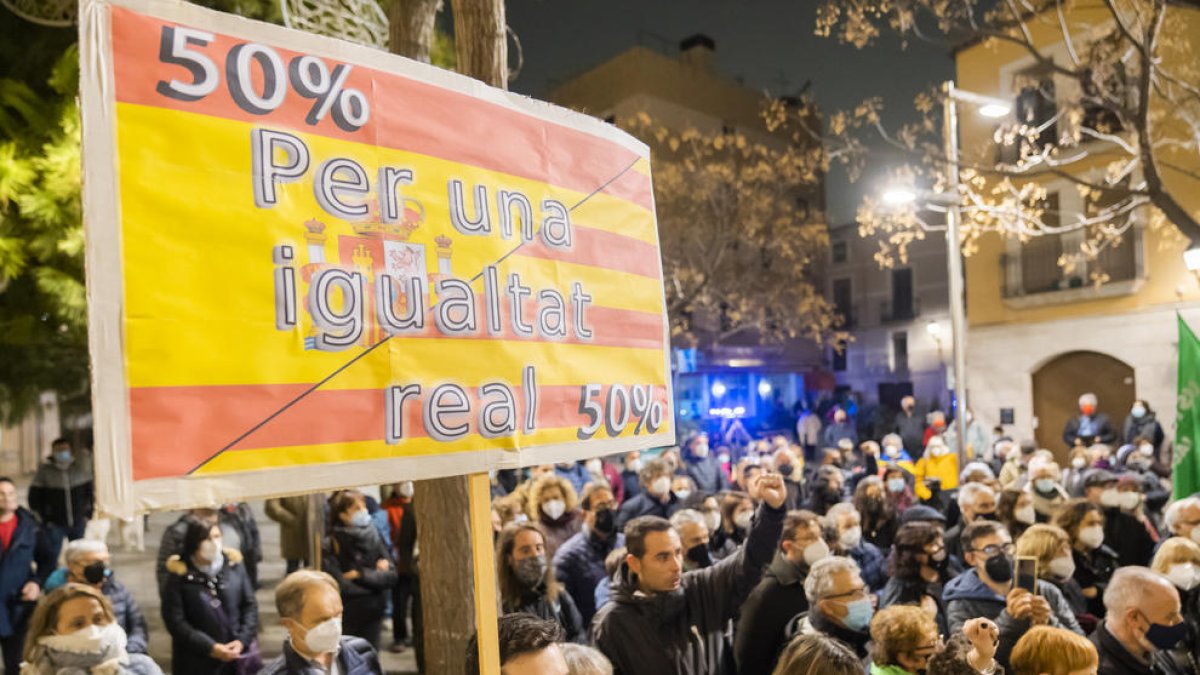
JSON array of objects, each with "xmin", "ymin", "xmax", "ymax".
[{"xmin": 1031, "ymin": 351, "xmax": 1135, "ymax": 459}]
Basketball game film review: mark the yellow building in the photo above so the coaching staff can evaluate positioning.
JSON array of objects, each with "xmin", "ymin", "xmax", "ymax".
[{"xmin": 955, "ymin": 6, "xmax": 1200, "ymax": 453}]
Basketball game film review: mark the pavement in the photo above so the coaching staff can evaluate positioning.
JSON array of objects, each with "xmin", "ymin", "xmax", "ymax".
[{"xmin": 5, "ymin": 485, "xmax": 419, "ymax": 675}]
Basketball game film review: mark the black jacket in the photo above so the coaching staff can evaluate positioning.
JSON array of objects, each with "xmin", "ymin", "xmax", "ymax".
[
  {"xmin": 259, "ymin": 636, "xmax": 381, "ymax": 675},
  {"xmin": 592, "ymin": 503, "xmax": 786, "ymax": 675},
  {"xmin": 1124, "ymin": 413, "xmax": 1166, "ymax": 450},
  {"xmin": 28, "ymin": 457, "xmax": 94, "ymax": 530},
  {"xmin": 1102, "ymin": 506, "xmax": 1155, "ymax": 567},
  {"xmin": 685, "ymin": 456, "xmax": 729, "ymax": 495},
  {"xmin": 553, "ymin": 529, "xmax": 623, "ymax": 624},
  {"xmin": 895, "ymin": 412, "xmax": 926, "ymax": 455},
  {"xmin": 0, "ymin": 508, "xmax": 54, "ymax": 637},
  {"xmin": 1072, "ymin": 545, "xmax": 1118, "ymax": 617},
  {"xmin": 1092, "ymin": 621, "xmax": 1189, "ymax": 675},
  {"xmin": 322, "ymin": 525, "xmax": 398, "ymax": 599},
  {"xmin": 615, "ymin": 491, "xmax": 679, "ymax": 531},
  {"xmin": 505, "ymin": 585, "xmax": 585, "ymax": 644},
  {"xmin": 160, "ymin": 551, "xmax": 259, "ymax": 675},
  {"xmin": 733, "ymin": 553, "xmax": 809, "ymax": 675}
]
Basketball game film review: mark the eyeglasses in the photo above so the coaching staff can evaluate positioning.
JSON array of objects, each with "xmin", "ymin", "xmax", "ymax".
[
  {"xmin": 911, "ymin": 635, "xmax": 945, "ymax": 656},
  {"xmin": 824, "ymin": 585, "xmax": 868, "ymax": 601},
  {"xmin": 969, "ymin": 543, "xmax": 1015, "ymax": 557}
]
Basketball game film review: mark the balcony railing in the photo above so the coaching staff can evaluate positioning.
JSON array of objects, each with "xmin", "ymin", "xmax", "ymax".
[{"xmin": 1002, "ymin": 234, "xmax": 1139, "ymax": 299}]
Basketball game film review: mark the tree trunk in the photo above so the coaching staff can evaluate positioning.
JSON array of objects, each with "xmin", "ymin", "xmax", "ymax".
[
  {"xmin": 388, "ymin": 2, "xmax": 507, "ymax": 673},
  {"xmin": 449, "ymin": 0, "xmax": 507, "ymax": 89},
  {"xmin": 388, "ymin": 0, "xmax": 440, "ymax": 63}
]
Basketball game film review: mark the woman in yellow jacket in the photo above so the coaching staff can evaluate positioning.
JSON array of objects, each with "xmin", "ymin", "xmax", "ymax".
[{"xmin": 913, "ymin": 436, "xmax": 959, "ymax": 501}]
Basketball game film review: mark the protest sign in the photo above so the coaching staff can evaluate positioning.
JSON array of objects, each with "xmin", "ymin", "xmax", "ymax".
[{"xmin": 80, "ymin": 0, "xmax": 672, "ymax": 514}]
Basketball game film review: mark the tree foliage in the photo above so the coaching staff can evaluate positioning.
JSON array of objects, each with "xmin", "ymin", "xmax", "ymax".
[
  {"xmin": 814, "ymin": 0, "xmax": 1200, "ymax": 274},
  {"xmin": 624, "ymin": 109, "xmax": 843, "ymax": 347}
]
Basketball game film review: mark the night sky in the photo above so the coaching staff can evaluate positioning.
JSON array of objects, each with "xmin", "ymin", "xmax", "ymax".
[{"xmin": 505, "ymin": 0, "xmax": 953, "ymax": 226}]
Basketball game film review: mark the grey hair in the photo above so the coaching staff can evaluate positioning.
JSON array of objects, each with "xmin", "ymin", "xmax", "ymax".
[
  {"xmin": 64, "ymin": 539, "xmax": 108, "ymax": 566},
  {"xmin": 1104, "ymin": 566, "xmax": 1174, "ymax": 615},
  {"xmin": 881, "ymin": 433, "xmax": 903, "ymax": 449},
  {"xmin": 957, "ymin": 482, "xmax": 996, "ymax": 509},
  {"xmin": 669, "ymin": 509, "xmax": 707, "ymax": 532},
  {"xmin": 560, "ymin": 643, "xmax": 613, "ymax": 675},
  {"xmin": 929, "ymin": 410, "xmax": 946, "ymax": 422},
  {"xmin": 804, "ymin": 556, "xmax": 862, "ymax": 603},
  {"xmin": 1165, "ymin": 497, "xmax": 1200, "ymax": 532},
  {"xmin": 825, "ymin": 502, "xmax": 860, "ymax": 525},
  {"xmin": 275, "ymin": 570, "xmax": 340, "ymax": 620},
  {"xmin": 959, "ymin": 462, "xmax": 995, "ymax": 483},
  {"xmin": 1079, "ymin": 392, "xmax": 1098, "ymax": 406}
]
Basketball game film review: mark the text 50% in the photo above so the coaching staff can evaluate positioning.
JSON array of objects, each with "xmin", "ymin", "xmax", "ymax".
[
  {"xmin": 155, "ymin": 26, "xmax": 369, "ymax": 132},
  {"xmin": 576, "ymin": 384, "xmax": 664, "ymax": 440}
]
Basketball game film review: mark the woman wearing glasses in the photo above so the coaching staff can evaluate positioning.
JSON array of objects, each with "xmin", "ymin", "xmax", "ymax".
[{"xmin": 868, "ymin": 606, "xmax": 1000, "ymax": 675}]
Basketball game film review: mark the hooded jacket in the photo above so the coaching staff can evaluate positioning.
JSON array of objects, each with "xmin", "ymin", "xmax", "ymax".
[
  {"xmin": 733, "ymin": 553, "xmax": 809, "ymax": 675},
  {"xmin": 592, "ymin": 503, "xmax": 785, "ymax": 675},
  {"xmin": 944, "ymin": 568, "xmax": 1083, "ymax": 668}
]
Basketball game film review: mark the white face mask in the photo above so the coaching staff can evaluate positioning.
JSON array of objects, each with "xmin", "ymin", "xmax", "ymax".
[
  {"xmin": 512, "ymin": 513, "xmax": 528, "ymax": 524},
  {"xmin": 40, "ymin": 622, "xmax": 127, "ymax": 657},
  {"xmin": 586, "ymin": 459, "xmax": 603, "ymax": 475},
  {"xmin": 397, "ymin": 481, "xmax": 414, "ymax": 499},
  {"xmin": 1118, "ymin": 491, "xmax": 1142, "ymax": 512},
  {"xmin": 1047, "ymin": 556, "xmax": 1076, "ymax": 581},
  {"xmin": 692, "ymin": 445, "xmax": 709, "ymax": 459},
  {"xmin": 929, "ymin": 445, "xmax": 948, "ymax": 457},
  {"xmin": 297, "ymin": 617, "xmax": 342, "ymax": 654},
  {"xmin": 839, "ymin": 526, "xmax": 862, "ymax": 550},
  {"xmin": 703, "ymin": 511, "xmax": 722, "ymax": 533},
  {"xmin": 1071, "ymin": 457, "xmax": 1087, "ymax": 470},
  {"xmin": 734, "ymin": 510, "xmax": 753, "ymax": 531},
  {"xmin": 884, "ymin": 445, "xmax": 901, "ymax": 458},
  {"xmin": 651, "ymin": 477, "xmax": 672, "ymax": 497},
  {"xmin": 1014, "ymin": 504, "xmax": 1037, "ymax": 525},
  {"xmin": 1167, "ymin": 563, "xmax": 1200, "ymax": 592},
  {"xmin": 1079, "ymin": 525, "xmax": 1105, "ymax": 550},
  {"xmin": 199, "ymin": 538, "xmax": 221, "ymax": 561},
  {"xmin": 1099, "ymin": 488, "xmax": 1121, "ymax": 508},
  {"xmin": 675, "ymin": 489, "xmax": 692, "ymax": 501},
  {"xmin": 627, "ymin": 459, "xmax": 643, "ymax": 473},
  {"xmin": 803, "ymin": 539, "xmax": 831, "ymax": 566},
  {"xmin": 541, "ymin": 499, "xmax": 567, "ymax": 520}
]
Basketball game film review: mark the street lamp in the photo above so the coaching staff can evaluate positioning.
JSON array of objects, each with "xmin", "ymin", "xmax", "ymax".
[
  {"xmin": 879, "ymin": 81, "xmax": 1010, "ymax": 452},
  {"xmin": 711, "ymin": 380, "xmax": 727, "ymax": 399},
  {"xmin": 757, "ymin": 380, "xmax": 772, "ymax": 397}
]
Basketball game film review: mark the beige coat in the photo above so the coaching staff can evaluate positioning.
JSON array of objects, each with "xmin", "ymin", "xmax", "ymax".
[{"xmin": 265, "ymin": 496, "xmax": 311, "ymax": 560}]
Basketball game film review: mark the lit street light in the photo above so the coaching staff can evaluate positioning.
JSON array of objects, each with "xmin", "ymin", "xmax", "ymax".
[{"xmin": 882, "ymin": 188, "xmax": 918, "ymax": 206}]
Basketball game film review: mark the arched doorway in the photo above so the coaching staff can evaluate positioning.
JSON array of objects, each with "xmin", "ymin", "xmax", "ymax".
[{"xmin": 1032, "ymin": 351, "xmax": 1135, "ymax": 459}]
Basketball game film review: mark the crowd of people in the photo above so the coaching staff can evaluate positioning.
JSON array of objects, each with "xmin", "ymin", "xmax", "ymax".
[
  {"xmin": 480, "ymin": 391, "xmax": 1198, "ymax": 675},
  {"xmin": 0, "ymin": 388, "xmax": 1193, "ymax": 675}
]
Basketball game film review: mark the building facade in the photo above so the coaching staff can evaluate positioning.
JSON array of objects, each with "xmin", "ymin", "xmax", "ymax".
[{"xmin": 956, "ymin": 6, "xmax": 1200, "ymax": 456}]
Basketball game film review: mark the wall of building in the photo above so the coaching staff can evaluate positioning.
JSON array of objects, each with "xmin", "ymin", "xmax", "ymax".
[{"xmin": 0, "ymin": 393, "xmax": 59, "ymax": 477}]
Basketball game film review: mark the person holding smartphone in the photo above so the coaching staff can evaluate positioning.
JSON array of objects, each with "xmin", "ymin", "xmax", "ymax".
[{"xmin": 944, "ymin": 521, "xmax": 1083, "ymax": 669}]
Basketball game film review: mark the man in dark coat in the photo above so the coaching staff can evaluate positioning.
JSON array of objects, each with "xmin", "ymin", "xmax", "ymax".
[
  {"xmin": 683, "ymin": 433, "xmax": 729, "ymax": 495},
  {"xmin": 895, "ymin": 396, "xmax": 927, "ymax": 456},
  {"xmin": 262, "ymin": 569, "xmax": 383, "ymax": 675},
  {"xmin": 1091, "ymin": 566, "xmax": 1189, "ymax": 675},
  {"xmin": 1063, "ymin": 392, "xmax": 1117, "ymax": 448},
  {"xmin": 1083, "ymin": 470, "xmax": 1156, "ymax": 567},
  {"xmin": 592, "ymin": 473, "xmax": 787, "ymax": 675},
  {"xmin": 615, "ymin": 458, "xmax": 681, "ymax": 530},
  {"xmin": 27, "ymin": 438, "xmax": 94, "ymax": 559},
  {"xmin": 734, "ymin": 509, "xmax": 826, "ymax": 675},
  {"xmin": 0, "ymin": 476, "xmax": 55, "ymax": 673},
  {"xmin": 553, "ymin": 483, "xmax": 623, "ymax": 625}
]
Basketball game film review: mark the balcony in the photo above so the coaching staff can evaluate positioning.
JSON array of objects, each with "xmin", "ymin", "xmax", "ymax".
[
  {"xmin": 880, "ymin": 298, "xmax": 921, "ymax": 324},
  {"xmin": 1001, "ymin": 230, "xmax": 1142, "ymax": 307}
]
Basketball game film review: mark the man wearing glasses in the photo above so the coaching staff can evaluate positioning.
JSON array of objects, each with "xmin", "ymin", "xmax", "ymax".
[
  {"xmin": 944, "ymin": 521, "xmax": 1084, "ymax": 669},
  {"xmin": 788, "ymin": 556, "xmax": 874, "ymax": 658}
]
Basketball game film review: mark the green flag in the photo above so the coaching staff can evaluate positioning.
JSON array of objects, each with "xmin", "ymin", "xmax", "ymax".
[{"xmin": 1176, "ymin": 314, "xmax": 1200, "ymax": 499}]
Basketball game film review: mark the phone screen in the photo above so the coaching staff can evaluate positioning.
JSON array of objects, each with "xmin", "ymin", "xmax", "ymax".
[{"xmin": 1015, "ymin": 556, "xmax": 1039, "ymax": 594}]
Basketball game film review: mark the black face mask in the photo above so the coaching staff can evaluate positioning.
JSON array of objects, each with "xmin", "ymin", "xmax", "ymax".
[
  {"xmin": 975, "ymin": 511, "xmax": 998, "ymax": 522},
  {"xmin": 686, "ymin": 544, "xmax": 713, "ymax": 569},
  {"xmin": 82, "ymin": 561, "xmax": 109, "ymax": 585},
  {"xmin": 984, "ymin": 553, "xmax": 1013, "ymax": 583},
  {"xmin": 778, "ymin": 464, "xmax": 794, "ymax": 477},
  {"xmin": 593, "ymin": 508, "xmax": 617, "ymax": 536}
]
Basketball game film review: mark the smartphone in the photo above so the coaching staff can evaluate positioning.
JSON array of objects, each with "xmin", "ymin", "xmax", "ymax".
[{"xmin": 1015, "ymin": 556, "xmax": 1039, "ymax": 594}]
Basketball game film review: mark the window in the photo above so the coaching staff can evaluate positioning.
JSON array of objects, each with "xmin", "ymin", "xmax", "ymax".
[
  {"xmin": 832, "ymin": 341, "xmax": 848, "ymax": 372},
  {"xmin": 1081, "ymin": 61, "xmax": 1128, "ymax": 135},
  {"xmin": 832, "ymin": 240, "xmax": 848, "ymax": 264},
  {"xmin": 1015, "ymin": 76, "xmax": 1058, "ymax": 150},
  {"xmin": 1019, "ymin": 194, "xmax": 1066, "ymax": 294},
  {"xmin": 891, "ymin": 268, "xmax": 914, "ymax": 321},
  {"xmin": 832, "ymin": 278, "xmax": 852, "ymax": 328},
  {"xmin": 891, "ymin": 332, "xmax": 909, "ymax": 374}
]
